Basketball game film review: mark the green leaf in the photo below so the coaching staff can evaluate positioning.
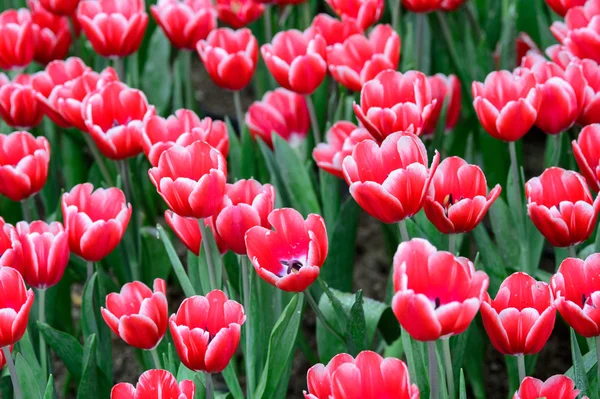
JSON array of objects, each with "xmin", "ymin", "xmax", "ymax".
[
  {"xmin": 141, "ymin": 228, "xmax": 171, "ymax": 285},
  {"xmin": 472, "ymin": 225, "xmax": 507, "ymax": 295},
  {"xmin": 199, "ymin": 221, "xmax": 223, "ymax": 290},
  {"xmin": 459, "ymin": 369, "xmax": 467, "ymax": 399},
  {"xmin": 225, "ymin": 117, "xmax": 242, "ymax": 181},
  {"xmin": 401, "ymin": 328, "xmax": 430, "ymax": 397},
  {"xmin": 43, "ymin": 375, "xmax": 55, "ymax": 399},
  {"xmin": 240, "ymin": 124, "xmax": 258, "ymax": 180},
  {"xmin": 488, "ymin": 196, "xmax": 522, "ymax": 270},
  {"xmin": 38, "ymin": 322, "xmax": 83, "ymax": 380},
  {"xmin": 570, "ymin": 328, "xmax": 591, "ymax": 398},
  {"xmin": 319, "ymin": 169, "xmax": 341, "ymax": 230},
  {"xmin": 157, "ymin": 224, "xmax": 196, "ymax": 297},
  {"xmin": 141, "ymin": 28, "xmax": 172, "ymax": 114},
  {"xmin": 257, "ymin": 138, "xmax": 292, "ymax": 207},
  {"xmin": 77, "ymin": 335, "xmax": 98, "ymax": 399},
  {"xmin": 15, "ymin": 329, "xmax": 44, "ymax": 391},
  {"xmin": 345, "ymin": 290, "xmax": 368, "ymax": 356},
  {"xmin": 15, "ymin": 353, "xmax": 42, "ymax": 399},
  {"xmin": 222, "ymin": 363, "xmax": 244, "ymax": 399},
  {"xmin": 254, "ymin": 294, "xmax": 304, "ymax": 399}
]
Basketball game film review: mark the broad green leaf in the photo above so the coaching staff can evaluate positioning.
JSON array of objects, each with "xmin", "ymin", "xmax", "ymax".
[
  {"xmin": 141, "ymin": 228, "xmax": 171, "ymax": 285},
  {"xmin": 472, "ymin": 225, "xmax": 507, "ymax": 295},
  {"xmin": 38, "ymin": 322, "xmax": 83, "ymax": 380},
  {"xmin": 319, "ymin": 169, "xmax": 341, "ymax": 231},
  {"xmin": 158, "ymin": 225, "xmax": 196, "ymax": 297},
  {"xmin": 240, "ymin": 123, "xmax": 258, "ymax": 180},
  {"xmin": 459, "ymin": 369, "xmax": 467, "ymax": 399},
  {"xmin": 570, "ymin": 328, "xmax": 591, "ymax": 398},
  {"xmin": 257, "ymin": 138, "xmax": 292, "ymax": 208},
  {"xmin": 15, "ymin": 353, "xmax": 41, "ymax": 399},
  {"xmin": 77, "ymin": 335, "xmax": 98, "ymax": 399},
  {"xmin": 15, "ymin": 329, "xmax": 44, "ymax": 391},
  {"xmin": 198, "ymin": 221, "xmax": 223, "ymax": 290},
  {"xmin": 401, "ymin": 328, "xmax": 430, "ymax": 397},
  {"xmin": 222, "ymin": 363, "xmax": 244, "ymax": 399},
  {"xmin": 488, "ymin": 196, "xmax": 522, "ymax": 270},
  {"xmin": 43, "ymin": 375, "xmax": 55, "ymax": 399},
  {"xmin": 346, "ymin": 290, "xmax": 368, "ymax": 356},
  {"xmin": 141, "ymin": 28, "xmax": 172, "ymax": 114}
]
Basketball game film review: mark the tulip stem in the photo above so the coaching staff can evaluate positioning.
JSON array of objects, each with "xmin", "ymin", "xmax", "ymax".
[
  {"xmin": 240, "ymin": 255, "xmax": 255, "ymax": 396},
  {"xmin": 198, "ymin": 220, "xmax": 217, "ymax": 290},
  {"xmin": 305, "ymin": 95, "xmax": 321, "ymax": 144},
  {"xmin": 508, "ymin": 141, "xmax": 528, "ymax": 260},
  {"xmin": 264, "ymin": 5, "xmax": 273, "ymax": 43},
  {"xmin": 448, "ymin": 234, "xmax": 456, "ymax": 255},
  {"xmin": 569, "ymin": 245, "xmax": 577, "ymax": 258},
  {"xmin": 517, "ymin": 354, "xmax": 526, "ymax": 382},
  {"xmin": 391, "ymin": 0, "xmax": 401, "ymax": 33},
  {"xmin": 233, "ymin": 91, "xmax": 245, "ymax": 134},
  {"xmin": 82, "ymin": 133, "xmax": 114, "ymax": 187},
  {"xmin": 150, "ymin": 348, "xmax": 161, "ymax": 369},
  {"xmin": 427, "ymin": 341, "xmax": 439, "ymax": 399},
  {"xmin": 305, "ymin": 290, "xmax": 345, "ymax": 344},
  {"xmin": 87, "ymin": 262, "xmax": 94, "ymax": 280},
  {"xmin": 118, "ymin": 159, "xmax": 141, "ymax": 278},
  {"xmin": 67, "ymin": 16, "xmax": 80, "ymax": 57},
  {"xmin": 398, "ymin": 220, "xmax": 410, "ymax": 242},
  {"xmin": 180, "ymin": 50, "xmax": 194, "ymax": 111},
  {"xmin": 551, "ymin": 133, "xmax": 563, "ymax": 167},
  {"xmin": 113, "ymin": 57, "xmax": 126, "ymax": 82},
  {"xmin": 416, "ymin": 13, "xmax": 425, "ymax": 71},
  {"xmin": 20, "ymin": 198, "xmax": 32, "ymax": 223},
  {"xmin": 205, "ymin": 373, "xmax": 214, "ymax": 399},
  {"xmin": 442, "ymin": 338, "xmax": 455, "ymax": 399},
  {"xmin": 38, "ymin": 288, "xmax": 48, "ymax": 377},
  {"xmin": 435, "ymin": 12, "xmax": 472, "ymax": 98},
  {"xmin": 3, "ymin": 346, "xmax": 21, "ymax": 399},
  {"xmin": 463, "ymin": 3, "xmax": 483, "ymax": 44}
]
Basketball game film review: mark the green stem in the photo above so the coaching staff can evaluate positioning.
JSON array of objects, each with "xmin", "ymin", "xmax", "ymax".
[
  {"xmin": 302, "ymin": 1, "xmax": 311, "ymax": 27},
  {"xmin": 87, "ymin": 261, "xmax": 94, "ymax": 280},
  {"xmin": 463, "ymin": 3, "xmax": 482, "ymax": 43},
  {"xmin": 398, "ymin": 220, "xmax": 410, "ymax": 242},
  {"xmin": 118, "ymin": 159, "xmax": 141, "ymax": 280},
  {"xmin": 67, "ymin": 16, "xmax": 81, "ymax": 58},
  {"xmin": 233, "ymin": 91, "xmax": 245, "ymax": 134},
  {"xmin": 305, "ymin": 289, "xmax": 345, "ymax": 344},
  {"xmin": 508, "ymin": 141, "xmax": 525, "ymax": 234},
  {"xmin": 448, "ymin": 234, "xmax": 456, "ymax": 255},
  {"xmin": 442, "ymin": 338, "xmax": 455, "ymax": 399},
  {"xmin": 569, "ymin": 245, "xmax": 577, "ymax": 258},
  {"xmin": 517, "ymin": 354, "xmax": 526, "ymax": 382},
  {"xmin": 82, "ymin": 133, "xmax": 114, "ymax": 187},
  {"xmin": 264, "ymin": 5, "xmax": 273, "ymax": 43},
  {"xmin": 241, "ymin": 256, "xmax": 255, "ymax": 396},
  {"xmin": 435, "ymin": 11, "xmax": 472, "ymax": 98},
  {"xmin": 3, "ymin": 346, "xmax": 21, "ymax": 399},
  {"xmin": 198, "ymin": 220, "xmax": 217, "ymax": 290},
  {"xmin": 416, "ymin": 13, "xmax": 425, "ymax": 71},
  {"xmin": 551, "ymin": 133, "xmax": 563, "ymax": 167},
  {"xmin": 205, "ymin": 373, "xmax": 214, "ymax": 399},
  {"xmin": 38, "ymin": 289, "xmax": 47, "ymax": 377},
  {"xmin": 305, "ymin": 95, "xmax": 321, "ymax": 144},
  {"xmin": 391, "ymin": 0, "xmax": 401, "ymax": 33},
  {"xmin": 150, "ymin": 348, "xmax": 161, "ymax": 369},
  {"xmin": 113, "ymin": 57, "xmax": 126, "ymax": 82},
  {"xmin": 428, "ymin": 341, "xmax": 439, "ymax": 399},
  {"xmin": 180, "ymin": 50, "xmax": 194, "ymax": 110},
  {"xmin": 21, "ymin": 198, "xmax": 32, "ymax": 223}
]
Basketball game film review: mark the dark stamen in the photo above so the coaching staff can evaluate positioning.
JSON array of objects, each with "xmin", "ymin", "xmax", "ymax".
[
  {"xmin": 435, "ymin": 297, "xmax": 441, "ymax": 309},
  {"xmin": 280, "ymin": 259, "xmax": 303, "ymax": 275},
  {"xmin": 583, "ymin": 294, "xmax": 587, "ymax": 307}
]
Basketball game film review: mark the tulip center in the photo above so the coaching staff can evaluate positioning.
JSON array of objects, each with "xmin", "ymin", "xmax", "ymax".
[
  {"xmin": 443, "ymin": 193, "xmax": 464, "ymax": 215},
  {"xmin": 231, "ymin": 1, "xmax": 242, "ymax": 13},
  {"xmin": 113, "ymin": 117, "xmax": 132, "ymax": 127},
  {"xmin": 280, "ymin": 260, "xmax": 303, "ymax": 276},
  {"xmin": 434, "ymin": 297, "xmax": 441, "ymax": 309}
]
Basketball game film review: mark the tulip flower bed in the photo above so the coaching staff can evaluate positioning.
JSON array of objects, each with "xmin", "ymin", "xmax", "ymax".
[{"xmin": 2, "ymin": 0, "xmax": 600, "ymax": 398}]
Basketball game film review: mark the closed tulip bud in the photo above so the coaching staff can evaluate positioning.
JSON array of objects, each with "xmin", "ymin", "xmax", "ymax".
[
  {"xmin": 422, "ymin": 74, "xmax": 462, "ymax": 135},
  {"xmin": 573, "ymin": 124, "xmax": 600, "ymax": 191},
  {"xmin": 28, "ymin": 0, "xmax": 72, "ymax": 65},
  {"xmin": 514, "ymin": 375, "xmax": 583, "ymax": 399},
  {"xmin": 216, "ymin": 0, "xmax": 263, "ymax": 29},
  {"xmin": 0, "ymin": 74, "xmax": 44, "ymax": 129},
  {"xmin": 0, "ymin": 267, "xmax": 34, "ymax": 348},
  {"xmin": 151, "ymin": 0, "xmax": 216, "ymax": 50},
  {"xmin": 164, "ymin": 210, "xmax": 228, "ymax": 256},
  {"xmin": 325, "ymin": 0, "xmax": 384, "ymax": 30},
  {"xmin": 30, "ymin": 57, "xmax": 88, "ymax": 99},
  {"xmin": 571, "ymin": 58, "xmax": 600, "ymax": 126},
  {"xmin": 0, "ymin": 9, "xmax": 37, "ymax": 70},
  {"xmin": 111, "ymin": 369, "xmax": 195, "ymax": 399},
  {"xmin": 0, "ymin": 218, "xmax": 17, "ymax": 267},
  {"xmin": 306, "ymin": 13, "xmax": 362, "ymax": 46}
]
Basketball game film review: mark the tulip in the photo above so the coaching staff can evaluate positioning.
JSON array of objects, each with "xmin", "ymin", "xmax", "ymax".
[
  {"xmin": 573, "ymin": 124, "xmax": 600, "ymax": 191},
  {"xmin": 401, "ymin": 0, "xmax": 442, "ymax": 12},
  {"xmin": 353, "ymin": 70, "xmax": 437, "ymax": 140},
  {"xmin": 550, "ymin": 2, "xmax": 600, "ymax": 64},
  {"xmin": 143, "ymin": 109, "xmax": 229, "ymax": 167},
  {"xmin": 440, "ymin": 0, "xmax": 467, "ymax": 11},
  {"xmin": 513, "ymin": 375, "xmax": 582, "ymax": 399},
  {"xmin": 30, "ymin": 57, "xmax": 88, "ymax": 99},
  {"xmin": 151, "ymin": 0, "xmax": 216, "ymax": 50},
  {"xmin": 0, "ymin": 132, "xmax": 50, "ymax": 202},
  {"xmin": 245, "ymin": 208, "xmax": 328, "ymax": 292},
  {"xmin": 10, "ymin": 221, "xmax": 69, "ymax": 289},
  {"xmin": 0, "ymin": 218, "xmax": 17, "ymax": 267},
  {"xmin": 424, "ymin": 156, "xmax": 501, "ymax": 235},
  {"xmin": 0, "ymin": 267, "xmax": 35, "ymax": 348},
  {"xmin": 0, "ymin": 9, "xmax": 37, "ymax": 70},
  {"xmin": 164, "ymin": 210, "xmax": 228, "ymax": 256},
  {"xmin": 306, "ymin": 13, "xmax": 362, "ymax": 46},
  {"xmin": 197, "ymin": 28, "xmax": 258, "ymax": 91},
  {"xmin": 215, "ymin": 179, "xmax": 275, "ymax": 255},
  {"xmin": 525, "ymin": 167, "xmax": 600, "ymax": 247},
  {"xmin": 77, "ymin": 0, "xmax": 148, "ymax": 58},
  {"xmin": 170, "ymin": 290, "xmax": 245, "ymax": 372},
  {"xmin": 101, "ymin": 279, "xmax": 168, "ymax": 350},
  {"xmin": 111, "ymin": 369, "xmax": 195, "ymax": 399},
  {"xmin": 481, "ymin": 272, "xmax": 556, "ymax": 355},
  {"xmin": 83, "ymin": 82, "xmax": 154, "ymax": 160},
  {"xmin": 148, "ymin": 141, "xmax": 227, "ymax": 219},
  {"xmin": 0, "ymin": 74, "xmax": 44, "ymax": 129},
  {"xmin": 216, "ymin": 0, "xmax": 264, "ymax": 28},
  {"xmin": 312, "ymin": 121, "xmax": 374, "ymax": 179},
  {"xmin": 261, "ymin": 30, "xmax": 327, "ymax": 95},
  {"xmin": 325, "ymin": 0, "xmax": 384, "ymax": 30},
  {"xmin": 342, "ymin": 130, "xmax": 440, "ymax": 224},
  {"xmin": 516, "ymin": 33, "xmax": 542, "ymax": 66},
  {"xmin": 246, "ymin": 88, "xmax": 310, "ymax": 148},
  {"xmin": 551, "ymin": 255, "xmax": 600, "ymax": 337},
  {"xmin": 39, "ymin": 0, "xmax": 81, "ymax": 16},
  {"xmin": 304, "ymin": 351, "xmax": 419, "ymax": 399},
  {"xmin": 545, "ymin": 0, "xmax": 586, "ymax": 17},
  {"xmin": 62, "ymin": 183, "xmax": 132, "ymax": 262},
  {"xmin": 572, "ymin": 58, "xmax": 600, "ymax": 126},
  {"xmin": 326, "ymin": 24, "xmax": 400, "ymax": 93},
  {"xmin": 422, "ymin": 74, "xmax": 462, "ymax": 135},
  {"xmin": 29, "ymin": 0, "xmax": 71, "ymax": 65}
]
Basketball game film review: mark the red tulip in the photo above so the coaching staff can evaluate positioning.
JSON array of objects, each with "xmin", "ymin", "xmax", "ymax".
[
  {"xmin": 246, "ymin": 88, "xmax": 310, "ymax": 148},
  {"xmin": 29, "ymin": 0, "xmax": 71, "ymax": 65},
  {"xmin": 0, "ymin": 267, "xmax": 34, "ymax": 347},
  {"xmin": 545, "ymin": 0, "xmax": 586, "ymax": 17},
  {"xmin": 513, "ymin": 375, "xmax": 582, "ymax": 399},
  {"xmin": 0, "ymin": 74, "xmax": 44, "ymax": 129},
  {"xmin": 313, "ymin": 121, "xmax": 374, "ymax": 179},
  {"xmin": 326, "ymin": 24, "xmax": 400, "ymax": 93},
  {"xmin": 0, "ymin": 9, "xmax": 37, "ymax": 70},
  {"xmin": 101, "ymin": 279, "xmax": 168, "ymax": 350},
  {"xmin": 551, "ymin": 255, "xmax": 600, "ymax": 337},
  {"xmin": 39, "ymin": 0, "xmax": 81, "ymax": 15},
  {"xmin": 353, "ymin": 70, "xmax": 437, "ymax": 141},
  {"xmin": 402, "ymin": 0, "xmax": 442, "ymax": 12},
  {"xmin": 306, "ymin": 13, "xmax": 362, "ymax": 46},
  {"xmin": 149, "ymin": 141, "xmax": 227, "ymax": 219},
  {"xmin": 164, "ymin": 210, "xmax": 228, "ymax": 256},
  {"xmin": 216, "ymin": 0, "xmax": 263, "ymax": 28},
  {"xmin": 261, "ymin": 29, "xmax": 327, "ymax": 95},
  {"xmin": 197, "ymin": 28, "xmax": 258, "ymax": 91},
  {"xmin": 83, "ymin": 82, "xmax": 153, "ymax": 160},
  {"xmin": 392, "ymin": 238, "xmax": 488, "ymax": 341},
  {"xmin": 304, "ymin": 351, "xmax": 419, "ymax": 399},
  {"xmin": 111, "ymin": 369, "xmax": 195, "ymax": 399},
  {"xmin": 0, "ymin": 219, "xmax": 17, "ymax": 267},
  {"xmin": 0, "ymin": 131, "xmax": 50, "ymax": 202},
  {"xmin": 170, "ymin": 290, "xmax": 245, "ymax": 373},
  {"xmin": 525, "ymin": 167, "xmax": 600, "ymax": 247},
  {"xmin": 472, "ymin": 70, "xmax": 541, "ymax": 141},
  {"xmin": 255, "ymin": 0, "xmax": 305, "ymax": 3},
  {"xmin": 62, "ymin": 183, "xmax": 132, "ymax": 262},
  {"xmin": 421, "ymin": 74, "xmax": 462, "ymax": 135},
  {"xmin": 516, "ymin": 33, "xmax": 542, "ymax": 66},
  {"xmin": 215, "ymin": 179, "xmax": 275, "ymax": 255},
  {"xmin": 481, "ymin": 272, "xmax": 556, "ymax": 355},
  {"xmin": 424, "ymin": 157, "xmax": 501, "ymax": 234},
  {"xmin": 440, "ymin": 0, "xmax": 467, "ymax": 11},
  {"xmin": 572, "ymin": 58, "xmax": 600, "ymax": 126},
  {"xmin": 342, "ymin": 130, "xmax": 439, "ymax": 224},
  {"xmin": 30, "ymin": 57, "xmax": 88, "ymax": 99},
  {"xmin": 151, "ymin": 0, "xmax": 216, "ymax": 50},
  {"xmin": 551, "ymin": 1, "xmax": 600, "ymax": 64},
  {"xmin": 77, "ymin": 0, "xmax": 148, "ymax": 58},
  {"xmin": 143, "ymin": 109, "xmax": 229, "ymax": 167},
  {"xmin": 10, "ymin": 221, "xmax": 69, "ymax": 289},
  {"xmin": 245, "ymin": 208, "xmax": 328, "ymax": 292},
  {"xmin": 325, "ymin": 0, "xmax": 384, "ymax": 30},
  {"xmin": 573, "ymin": 124, "xmax": 600, "ymax": 191}
]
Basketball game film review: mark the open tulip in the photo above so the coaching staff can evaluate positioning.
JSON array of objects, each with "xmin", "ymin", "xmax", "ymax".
[
  {"xmin": 325, "ymin": 0, "xmax": 384, "ymax": 30},
  {"xmin": 30, "ymin": 57, "xmax": 88, "ymax": 99},
  {"xmin": 0, "ymin": 74, "xmax": 44, "ymax": 129},
  {"xmin": 245, "ymin": 208, "xmax": 328, "ymax": 292},
  {"xmin": 216, "ymin": 0, "xmax": 263, "ymax": 28},
  {"xmin": 0, "ymin": 267, "xmax": 34, "ymax": 348},
  {"xmin": 327, "ymin": 24, "xmax": 400, "ymax": 93},
  {"xmin": 62, "ymin": 183, "xmax": 132, "ymax": 262},
  {"xmin": 572, "ymin": 58, "xmax": 600, "ymax": 126},
  {"xmin": 422, "ymin": 74, "xmax": 462, "ymax": 135},
  {"xmin": 304, "ymin": 351, "xmax": 419, "ymax": 399},
  {"xmin": 197, "ymin": 28, "xmax": 258, "ymax": 91},
  {"xmin": 306, "ymin": 13, "xmax": 362, "ymax": 46},
  {"xmin": 573, "ymin": 124, "xmax": 600, "ymax": 191},
  {"xmin": 392, "ymin": 238, "xmax": 489, "ymax": 341},
  {"xmin": 552, "ymin": 255, "xmax": 600, "ymax": 337},
  {"xmin": 481, "ymin": 272, "xmax": 556, "ymax": 355},
  {"xmin": 261, "ymin": 29, "xmax": 327, "ymax": 95},
  {"xmin": 545, "ymin": 0, "xmax": 586, "ymax": 17},
  {"xmin": 111, "ymin": 369, "xmax": 195, "ymax": 399},
  {"xmin": 149, "ymin": 140, "xmax": 227, "ymax": 219},
  {"xmin": 472, "ymin": 70, "xmax": 541, "ymax": 141},
  {"xmin": 525, "ymin": 167, "xmax": 600, "ymax": 247},
  {"xmin": 551, "ymin": 2, "xmax": 600, "ymax": 64},
  {"xmin": 101, "ymin": 279, "xmax": 168, "ymax": 350},
  {"xmin": 170, "ymin": 290, "xmax": 245, "ymax": 373},
  {"xmin": 0, "ymin": 9, "xmax": 37, "ymax": 70},
  {"xmin": 83, "ymin": 82, "xmax": 154, "ymax": 160},
  {"xmin": 342, "ymin": 130, "xmax": 439, "ymax": 224},
  {"xmin": 0, "ymin": 131, "xmax": 50, "ymax": 202},
  {"xmin": 164, "ymin": 210, "xmax": 228, "ymax": 256},
  {"xmin": 353, "ymin": 70, "xmax": 437, "ymax": 140},
  {"xmin": 77, "ymin": 0, "xmax": 148, "ymax": 58},
  {"xmin": 0, "ymin": 218, "xmax": 17, "ymax": 267},
  {"xmin": 513, "ymin": 375, "xmax": 582, "ymax": 399},
  {"xmin": 10, "ymin": 221, "xmax": 69, "ymax": 289},
  {"xmin": 39, "ymin": 0, "xmax": 81, "ymax": 15},
  {"xmin": 29, "ymin": 0, "xmax": 71, "ymax": 64},
  {"xmin": 151, "ymin": 0, "xmax": 216, "ymax": 50}
]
